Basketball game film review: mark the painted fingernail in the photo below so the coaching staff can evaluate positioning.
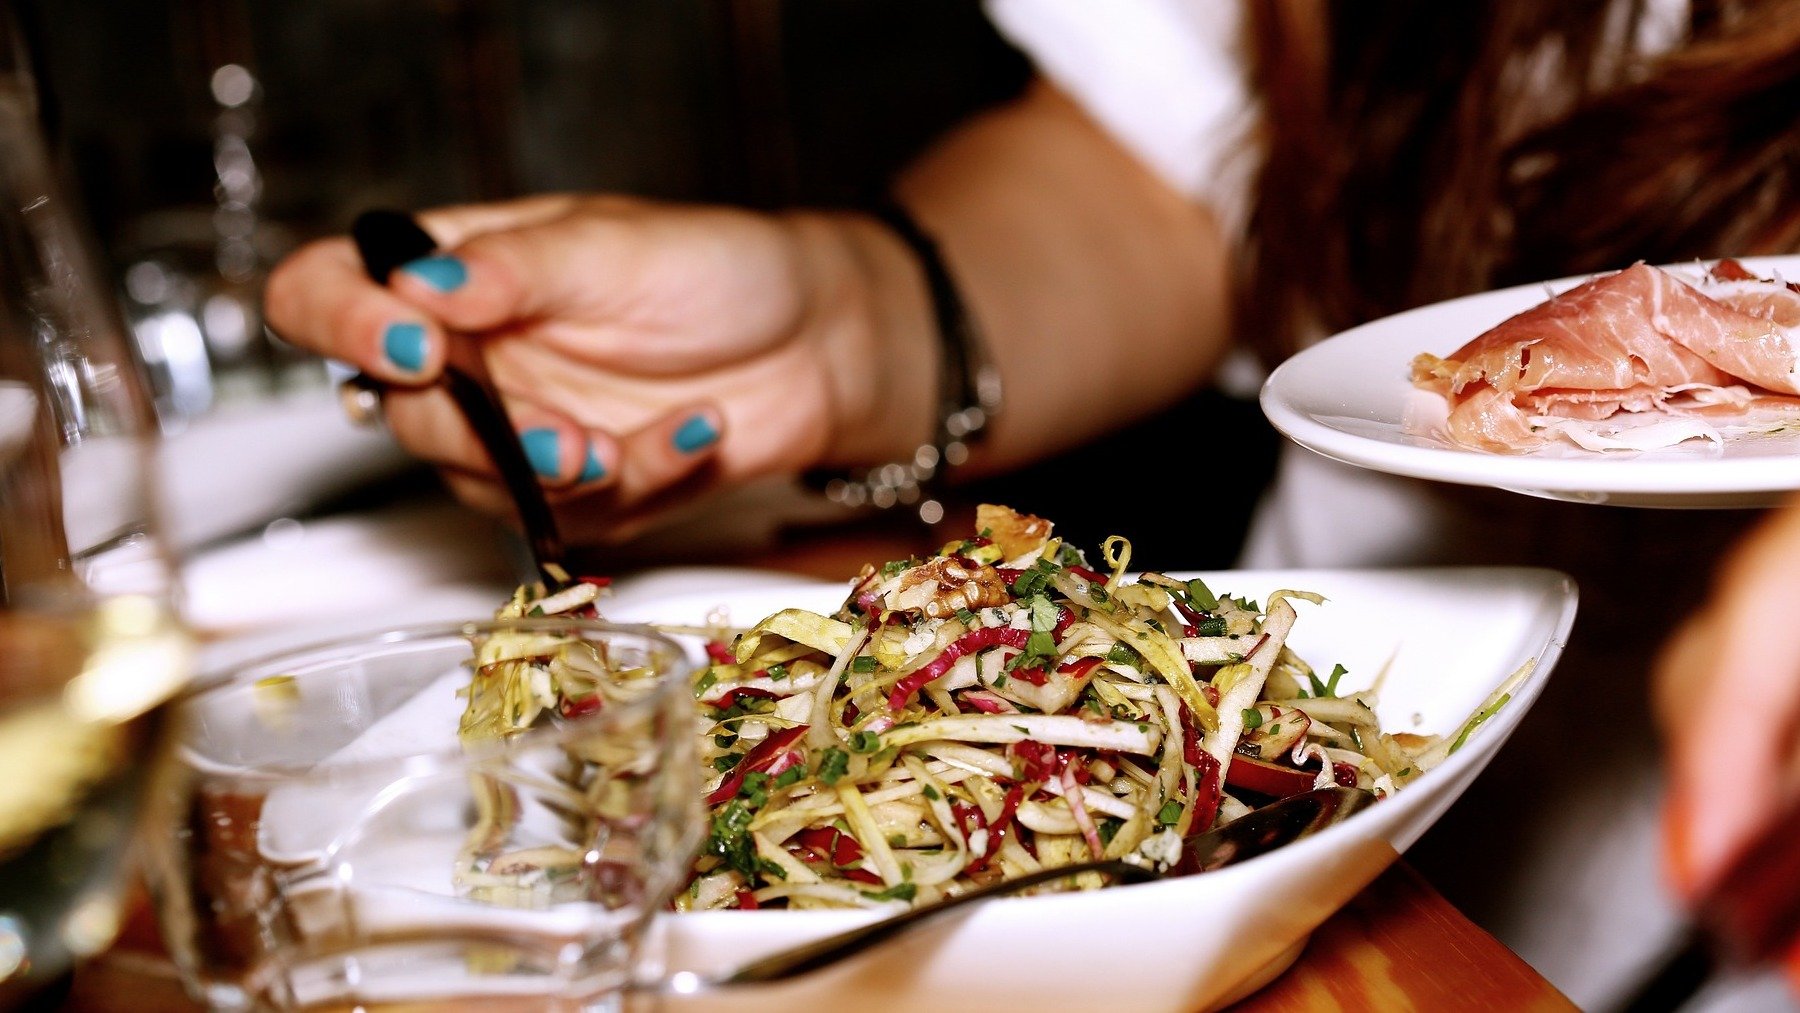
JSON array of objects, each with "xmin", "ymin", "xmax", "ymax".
[
  {"xmin": 399, "ymin": 254, "xmax": 468, "ymax": 293},
  {"xmin": 578, "ymin": 445, "xmax": 606, "ymax": 483},
  {"xmin": 672, "ymin": 414, "xmax": 718, "ymax": 454},
  {"xmin": 382, "ymin": 322, "xmax": 428, "ymax": 373},
  {"xmin": 520, "ymin": 428, "xmax": 562, "ymax": 479}
]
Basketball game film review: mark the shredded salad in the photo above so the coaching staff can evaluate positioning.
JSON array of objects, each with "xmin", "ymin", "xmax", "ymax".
[{"xmin": 462, "ymin": 505, "xmax": 1526, "ymax": 912}]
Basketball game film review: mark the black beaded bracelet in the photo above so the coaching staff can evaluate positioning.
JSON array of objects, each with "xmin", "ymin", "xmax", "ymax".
[{"xmin": 804, "ymin": 202, "xmax": 1003, "ymax": 525}]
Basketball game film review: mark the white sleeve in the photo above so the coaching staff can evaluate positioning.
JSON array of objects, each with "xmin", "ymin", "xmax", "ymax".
[{"xmin": 984, "ymin": 0, "xmax": 1260, "ymax": 230}]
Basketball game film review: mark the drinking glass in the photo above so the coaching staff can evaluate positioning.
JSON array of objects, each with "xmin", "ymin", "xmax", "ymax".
[
  {"xmin": 144, "ymin": 620, "xmax": 702, "ymax": 1011},
  {"xmin": 0, "ymin": 20, "xmax": 192, "ymax": 1008}
]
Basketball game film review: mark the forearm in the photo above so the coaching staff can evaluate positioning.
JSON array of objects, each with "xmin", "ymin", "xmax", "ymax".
[{"xmin": 812, "ymin": 79, "xmax": 1234, "ymax": 476}]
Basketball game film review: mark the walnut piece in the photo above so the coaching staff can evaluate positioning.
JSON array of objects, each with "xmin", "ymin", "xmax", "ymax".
[{"xmin": 887, "ymin": 556, "xmax": 1011, "ymax": 619}]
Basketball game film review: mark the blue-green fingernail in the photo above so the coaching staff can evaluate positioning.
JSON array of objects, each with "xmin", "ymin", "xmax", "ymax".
[
  {"xmin": 578, "ymin": 446, "xmax": 606, "ymax": 483},
  {"xmin": 672, "ymin": 415, "xmax": 717, "ymax": 454},
  {"xmin": 520, "ymin": 428, "xmax": 562, "ymax": 478},
  {"xmin": 382, "ymin": 322, "xmax": 428, "ymax": 373},
  {"xmin": 399, "ymin": 254, "xmax": 468, "ymax": 293}
]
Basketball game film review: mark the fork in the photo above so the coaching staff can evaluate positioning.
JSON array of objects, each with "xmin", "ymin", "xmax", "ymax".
[{"xmin": 348, "ymin": 209, "xmax": 569, "ymax": 590}]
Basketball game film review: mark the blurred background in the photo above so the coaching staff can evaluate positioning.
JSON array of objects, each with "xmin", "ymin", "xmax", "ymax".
[{"xmin": 17, "ymin": 0, "xmax": 1269, "ymax": 567}]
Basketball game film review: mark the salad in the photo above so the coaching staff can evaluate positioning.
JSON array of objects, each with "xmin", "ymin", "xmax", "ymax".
[{"xmin": 462, "ymin": 505, "xmax": 1522, "ymax": 912}]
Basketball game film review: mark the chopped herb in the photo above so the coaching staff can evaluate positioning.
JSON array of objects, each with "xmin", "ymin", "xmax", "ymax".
[
  {"xmin": 848, "ymin": 729, "xmax": 882, "ymax": 753},
  {"xmin": 1010, "ymin": 558, "xmax": 1061, "ymax": 598},
  {"xmin": 766, "ymin": 664, "xmax": 789, "ymax": 682},
  {"xmin": 773, "ymin": 765, "xmax": 805, "ymax": 789},
  {"xmin": 738, "ymin": 771, "xmax": 772, "ymax": 808},
  {"xmin": 1088, "ymin": 581, "xmax": 1109, "ymax": 604},
  {"xmin": 758, "ymin": 859, "xmax": 788, "ymax": 881},
  {"xmin": 993, "ymin": 672, "xmax": 1008, "ymax": 688},
  {"xmin": 887, "ymin": 833, "xmax": 907, "ymax": 848},
  {"xmin": 1267, "ymin": 723, "xmax": 1281, "ymax": 735},
  {"xmin": 703, "ymin": 799, "xmax": 760, "ymax": 879},
  {"xmin": 1241, "ymin": 707, "xmax": 1263, "ymax": 730},
  {"xmin": 527, "ymin": 605, "xmax": 545, "ymax": 617},
  {"xmin": 1155, "ymin": 801, "xmax": 1183, "ymax": 826},
  {"xmin": 712, "ymin": 753, "xmax": 743, "ymax": 772},
  {"xmin": 695, "ymin": 670, "xmax": 719, "ymax": 696},
  {"xmin": 713, "ymin": 733, "xmax": 736, "ymax": 749},
  {"xmin": 1097, "ymin": 818, "xmax": 1122, "ymax": 846},
  {"xmin": 1398, "ymin": 767, "xmax": 1415, "ymax": 778},
  {"xmin": 1308, "ymin": 663, "xmax": 1349, "ymax": 698},
  {"xmin": 850, "ymin": 656, "xmax": 879, "ymax": 674},
  {"xmin": 816, "ymin": 748, "xmax": 850, "ymax": 784},
  {"xmin": 1184, "ymin": 578, "xmax": 1218, "ymax": 611},
  {"xmin": 954, "ymin": 607, "xmax": 977, "ymax": 626},
  {"xmin": 922, "ymin": 784, "xmax": 940, "ymax": 801},
  {"xmin": 860, "ymin": 882, "xmax": 919, "ymax": 903},
  {"xmin": 1055, "ymin": 543, "xmax": 1086, "ymax": 567},
  {"xmin": 881, "ymin": 558, "xmax": 909, "ymax": 578},
  {"xmin": 1011, "ymin": 724, "xmax": 1031, "ymax": 735},
  {"xmin": 1106, "ymin": 643, "xmax": 1139, "ymax": 666},
  {"xmin": 1195, "ymin": 618, "xmax": 1227, "ymax": 637}
]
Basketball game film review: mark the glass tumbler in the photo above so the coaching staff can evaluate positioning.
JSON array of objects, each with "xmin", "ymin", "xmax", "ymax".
[{"xmin": 143, "ymin": 620, "xmax": 702, "ymax": 1011}]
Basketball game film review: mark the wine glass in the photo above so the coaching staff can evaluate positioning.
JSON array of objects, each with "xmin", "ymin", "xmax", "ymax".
[
  {"xmin": 0, "ymin": 24, "xmax": 192, "ymax": 1010},
  {"xmin": 144, "ymin": 619, "xmax": 701, "ymax": 1011}
]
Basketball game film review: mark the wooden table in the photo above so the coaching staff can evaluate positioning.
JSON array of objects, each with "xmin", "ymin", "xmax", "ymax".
[{"xmin": 65, "ymin": 516, "xmax": 1573, "ymax": 1011}]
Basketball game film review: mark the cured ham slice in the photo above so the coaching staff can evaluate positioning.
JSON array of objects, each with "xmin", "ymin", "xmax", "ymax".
[{"xmin": 1411, "ymin": 261, "xmax": 1800, "ymax": 453}]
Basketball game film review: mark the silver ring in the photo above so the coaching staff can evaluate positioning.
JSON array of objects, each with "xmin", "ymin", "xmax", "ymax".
[{"xmin": 338, "ymin": 373, "xmax": 386, "ymax": 428}]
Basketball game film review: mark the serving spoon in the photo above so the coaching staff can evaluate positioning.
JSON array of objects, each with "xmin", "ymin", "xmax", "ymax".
[
  {"xmin": 348, "ymin": 209, "xmax": 569, "ymax": 590},
  {"xmin": 649, "ymin": 786, "xmax": 1375, "ymax": 994}
]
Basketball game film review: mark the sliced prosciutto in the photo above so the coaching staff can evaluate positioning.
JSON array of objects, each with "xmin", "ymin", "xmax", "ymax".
[{"xmin": 1411, "ymin": 260, "xmax": 1800, "ymax": 453}]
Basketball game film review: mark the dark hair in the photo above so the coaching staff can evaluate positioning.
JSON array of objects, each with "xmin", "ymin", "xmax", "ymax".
[{"xmin": 1242, "ymin": 0, "xmax": 1800, "ymax": 364}]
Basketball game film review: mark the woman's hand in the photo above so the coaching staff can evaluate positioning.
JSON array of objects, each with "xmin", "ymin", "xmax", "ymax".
[
  {"xmin": 264, "ymin": 194, "xmax": 936, "ymax": 540},
  {"xmin": 1657, "ymin": 492, "xmax": 1800, "ymax": 979}
]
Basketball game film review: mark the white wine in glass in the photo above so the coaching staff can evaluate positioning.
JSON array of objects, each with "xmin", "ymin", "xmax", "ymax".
[{"xmin": 0, "ymin": 31, "xmax": 191, "ymax": 1008}]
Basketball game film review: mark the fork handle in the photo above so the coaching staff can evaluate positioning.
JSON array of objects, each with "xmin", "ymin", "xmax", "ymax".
[
  {"xmin": 349, "ymin": 210, "xmax": 567, "ymax": 585},
  {"xmin": 715, "ymin": 859, "xmax": 1155, "ymax": 986}
]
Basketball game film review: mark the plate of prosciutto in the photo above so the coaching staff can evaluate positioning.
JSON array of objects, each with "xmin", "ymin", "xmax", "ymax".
[{"xmin": 1260, "ymin": 254, "xmax": 1800, "ymax": 507}]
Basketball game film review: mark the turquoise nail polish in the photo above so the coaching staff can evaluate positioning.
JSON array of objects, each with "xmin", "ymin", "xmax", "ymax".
[
  {"xmin": 520, "ymin": 428, "xmax": 562, "ymax": 478},
  {"xmin": 672, "ymin": 415, "xmax": 718, "ymax": 454},
  {"xmin": 382, "ymin": 322, "xmax": 427, "ymax": 372},
  {"xmin": 400, "ymin": 254, "xmax": 468, "ymax": 293},
  {"xmin": 578, "ymin": 446, "xmax": 606, "ymax": 483}
]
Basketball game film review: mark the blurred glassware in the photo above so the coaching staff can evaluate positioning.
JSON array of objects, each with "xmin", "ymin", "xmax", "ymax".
[
  {"xmin": 0, "ymin": 15, "xmax": 193, "ymax": 1007},
  {"xmin": 117, "ymin": 2, "xmax": 315, "ymax": 427},
  {"xmin": 144, "ymin": 619, "xmax": 701, "ymax": 1011}
]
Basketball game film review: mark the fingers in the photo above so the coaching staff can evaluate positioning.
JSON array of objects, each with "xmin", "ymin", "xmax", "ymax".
[
  {"xmin": 381, "ymin": 386, "xmax": 615, "ymax": 488},
  {"xmin": 1658, "ymin": 493, "xmax": 1800, "ymax": 898},
  {"xmin": 265, "ymin": 238, "xmax": 450, "ymax": 384},
  {"xmin": 426, "ymin": 403, "xmax": 727, "ymax": 530}
]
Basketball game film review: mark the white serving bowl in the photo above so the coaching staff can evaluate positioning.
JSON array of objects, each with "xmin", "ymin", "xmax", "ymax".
[{"xmin": 609, "ymin": 566, "xmax": 1578, "ymax": 1012}]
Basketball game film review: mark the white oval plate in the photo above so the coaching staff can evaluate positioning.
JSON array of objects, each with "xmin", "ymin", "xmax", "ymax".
[
  {"xmin": 609, "ymin": 567, "xmax": 1577, "ymax": 1012},
  {"xmin": 1260, "ymin": 255, "xmax": 1800, "ymax": 508}
]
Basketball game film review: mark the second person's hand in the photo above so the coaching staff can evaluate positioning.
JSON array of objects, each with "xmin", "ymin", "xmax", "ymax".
[{"xmin": 264, "ymin": 193, "xmax": 938, "ymax": 541}]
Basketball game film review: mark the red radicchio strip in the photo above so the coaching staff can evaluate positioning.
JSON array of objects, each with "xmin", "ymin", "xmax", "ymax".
[
  {"xmin": 960, "ymin": 689, "xmax": 1017, "ymax": 714},
  {"xmin": 704, "ymin": 641, "xmax": 736, "ymax": 665},
  {"xmin": 887, "ymin": 625, "xmax": 1032, "ymax": 710},
  {"xmin": 793, "ymin": 826, "xmax": 864, "ymax": 867},
  {"xmin": 706, "ymin": 725, "xmax": 809, "ymax": 805},
  {"xmin": 954, "ymin": 784, "xmax": 1026, "ymax": 873},
  {"xmin": 1179, "ymin": 702, "xmax": 1224, "ymax": 830},
  {"xmin": 1062, "ymin": 763, "xmax": 1104, "ymax": 859}
]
